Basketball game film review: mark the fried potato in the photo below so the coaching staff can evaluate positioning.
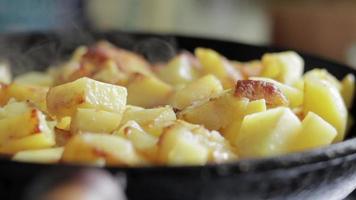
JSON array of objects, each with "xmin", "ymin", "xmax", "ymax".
[
  {"xmin": 157, "ymin": 53, "xmax": 200, "ymax": 87},
  {"xmin": 12, "ymin": 147, "xmax": 64, "ymax": 163},
  {"xmin": 120, "ymin": 105, "xmax": 176, "ymax": 136},
  {"xmin": 288, "ymin": 112, "xmax": 337, "ymax": 153},
  {"xmin": 195, "ymin": 48, "xmax": 242, "ymax": 88},
  {"xmin": 126, "ymin": 73, "xmax": 173, "ymax": 108},
  {"xmin": 171, "ymin": 74, "xmax": 223, "ymax": 110},
  {"xmin": 341, "ymin": 73, "xmax": 355, "ymax": 109},
  {"xmin": 303, "ymin": 77, "xmax": 347, "ymax": 142},
  {"xmin": 70, "ymin": 108, "xmax": 122, "ymax": 134},
  {"xmin": 261, "ymin": 51, "xmax": 304, "ymax": 85},
  {"xmin": 0, "ymin": 100, "xmax": 54, "ymax": 154},
  {"xmin": 62, "ymin": 132, "xmax": 145, "ymax": 166},
  {"xmin": 47, "ymin": 77, "xmax": 127, "ymax": 118},
  {"xmin": 235, "ymin": 107, "xmax": 301, "ymax": 158}
]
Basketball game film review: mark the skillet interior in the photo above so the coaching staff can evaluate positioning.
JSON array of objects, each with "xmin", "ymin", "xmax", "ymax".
[{"xmin": 0, "ymin": 31, "xmax": 355, "ymax": 200}]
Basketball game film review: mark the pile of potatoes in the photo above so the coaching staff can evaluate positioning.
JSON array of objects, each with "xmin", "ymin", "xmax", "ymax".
[{"xmin": 0, "ymin": 41, "xmax": 353, "ymax": 166}]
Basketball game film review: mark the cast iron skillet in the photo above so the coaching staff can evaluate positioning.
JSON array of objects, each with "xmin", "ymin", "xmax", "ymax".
[{"xmin": 0, "ymin": 31, "xmax": 355, "ymax": 200}]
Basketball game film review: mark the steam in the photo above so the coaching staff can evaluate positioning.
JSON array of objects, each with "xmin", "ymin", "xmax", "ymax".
[{"xmin": 0, "ymin": 1, "xmax": 178, "ymax": 76}]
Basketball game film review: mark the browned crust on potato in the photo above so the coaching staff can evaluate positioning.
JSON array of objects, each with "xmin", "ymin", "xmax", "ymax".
[{"xmin": 234, "ymin": 80, "xmax": 288, "ymax": 107}]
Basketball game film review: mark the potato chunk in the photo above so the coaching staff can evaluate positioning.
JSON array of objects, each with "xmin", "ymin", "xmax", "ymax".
[
  {"xmin": 245, "ymin": 99, "xmax": 267, "ymax": 115},
  {"xmin": 47, "ymin": 77, "xmax": 127, "ymax": 118},
  {"xmin": 0, "ymin": 133, "xmax": 55, "ymax": 154},
  {"xmin": 158, "ymin": 120, "xmax": 237, "ymax": 165},
  {"xmin": 92, "ymin": 60, "xmax": 128, "ymax": 85},
  {"xmin": 223, "ymin": 99, "xmax": 267, "ymax": 143},
  {"xmin": 234, "ymin": 80, "xmax": 288, "ymax": 107},
  {"xmin": 12, "ymin": 147, "xmax": 64, "ymax": 163},
  {"xmin": 261, "ymin": 51, "xmax": 304, "ymax": 85},
  {"xmin": 158, "ymin": 123, "xmax": 209, "ymax": 165},
  {"xmin": 126, "ymin": 73, "xmax": 173, "ymax": 108},
  {"xmin": 171, "ymin": 75, "xmax": 223, "ymax": 110},
  {"xmin": 14, "ymin": 71, "xmax": 54, "ymax": 87},
  {"xmin": 195, "ymin": 48, "xmax": 242, "ymax": 88},
  {"xmin": 0, "ymin": 101, "xmax": 54, "ymax": 153},
  {"xmin": 115, "ymin": 121, "xmax": 158, "ymax": 161},
  {"xmin": 3, "ymin": 83, "xmax": 48, "ymax": 112},
  {"xmin": 178, "ymin": 91, "xmax": 249, "ymax": 131},
  {"xmin": 157, "ymin": 53, "xmax": 199, "ymax": 86},
  {"xmin": 62, "ymin": 133, "xmax": 144, "ymax": 166},
  {"xmin": 249, "ymin": 77, "xmax": 303, "ymax": 107},
  {"xmin": 341, "ymin": 73, "xmax": 355, "ymax": 109},
  {"xmin": 235, "ymin": 107, "xmax": 301, "ymax": 158},
  {"xmin": 70, "ymin": 108, "xmax": 122, "ymax": 134},
  {"xmin": 289, "ymin": 112, "xmax": 337, "ymax": 153},
  {"xmin": 303, "ymin": 77, "xmax": 347, "ymax": 142},
  {"xmin": 121, "ymin": 105, "xmax": 176, "ymax": 136},
  {"xmin": 303, "ymin": 68, "xmax": 341, "ymax": 90}
]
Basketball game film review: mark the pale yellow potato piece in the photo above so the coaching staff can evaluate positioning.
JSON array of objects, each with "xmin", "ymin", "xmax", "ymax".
[
  {"xmin": 0, "ymin": 132, "xmax": 55, "ymax": 154},
  {"xmin": 158, "ymin": 123, "xmax": 209, "ymax": 165},
  {"xmin": 303, "ymin": 77, "xmax": 347, "ymax": 142},
  {"xmin": 235, "ymin": 107, "xmax": 301, "ymax": 158},
  {"xmin": 245, "ymin": 99, "xmax": 267, "ymax": 115},
  {"xmin": 261, "ymin": 51, "xmax": 304, "ymax": 85},
  {"xmin": 121, "ymin": 105, "xmax": 176, "ymax": 136},
  {"xmin": 157, "ymin": 53, "xmax": 199, "ymax": 86},
  {"xmin": 15, "ymin": 71, "xmax": 54, "ymax": 87},
  {"xmin": 289, "ymin": 112, "xmax": 337, "ymax": 153},
  {"xmin": 250, "ymin": 77, "xmax": 303, "ymax": 107},
  {"xmin": 56, "ymin": 116, "xmax": 71, "ymax": 131},
  {"xmin": 0, "ymin": 99, "xmax": 29, "ymax": 119},
  {"xmin": 179, "ymin": 121, "xmax": 237, "ymax": 163},
  {"xmin": 92, "ymin": 60, "xmax": 128, "ymax": 85},
  {"xmin": 115, "ymin": 121, "xmax": 158, "ymax": 161},
  {"xmin": 3, "ymin": 83, "xmax": 48, "ymax": 112},
  {"xmin": 195, "ymin": 48, "xmax": 242, "ymax": 88},
  {"xmin": 62, "ymin": 133, "xmax": 144, "ymax": 166},
  {"xmin": 171, "ymin": 74, "xmax": 223, "ymax": 110},
  {"xmin": 126, "ymin": 73, "xmax": 173, "ymax": 108},
  {"xmin": 223, "ymin": 99, "xmax": 266, "ymax": 144},
  {"xmin": 47, "ymin": 77, "xmax": 127, "ymax": 118},
  {"xmin": 304, "ymin": 68, "xmax": 341, "ymax": 90},
  {"xmin": 12, "ymin": 147, "xmax": 64, "ymax": 163},
  {"xmin": 70, "ymin": 108, "xmax": 122, "ymax": 134},
  {"xmin": 178, "ymin": 91, "xmax": 249, "ymax": 131},
  {"xmin": 0, "ymin": 101, "xmax": 54, "ymax": 150},
  {"xmin": 341, "ymin": 73, "xmax": 355, "ymax": 109}
]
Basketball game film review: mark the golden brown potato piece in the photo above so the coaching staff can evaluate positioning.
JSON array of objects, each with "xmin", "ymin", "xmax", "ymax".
[
  {"xmin": 120, "ymin": 105, "xmax": 176, "ymax": 136},
  {"xmin": 0, "ymin": 101, "xmax": 54, "ymax": 153},
  {"xmin": 115, "ymin": 121, "xmax": 158, "ymax": 162},
  {"xmin": 178, "ymin": 91, "xmax": 249, "ymax": 131},
  {"xmin": 85, "ymin": 41, "xmax": 152, "ymax": 76},
  {"xmin": 62, "ymin": 132, "xmax": 145, "ymax": 166},
  {"xmin": 126, "ymin": 73, "xmax": 173, "ymax": 108},
  {"xmin": 261, "ymin": 51, "xmax": 304, "ymax": 85},
  {"xmin": 171, "ymin": 74, "xmax": 223, "ymax": 110},
  {"xmin": 70, "ymin": 108, "xmax": 122, "ymax": 134},
  {"xmin": 195, "ymin": 48, "xmax": 242, "ymax": 89},
  {"xmin": 12, "ymin": 147, "xmax": 64, "ymax": 164},
  {"xmin": 158, "ymin": 120, "xmax": 237, "ymax": 165},
  {"xmin": 2, "ymin": 83, "xmax": 48, "ymax": 112},
  {"xmin": 14, "ymin": 71, "xmax": 54, "ymax": 87},
  {"xmin": 156, "ymin": 52, "xmax": 200, "ymax": 87},
  {"xmin": 234, "ymin": 80, "xmax": 289, "ymax": 107},
  {"xmin": 47, "ymin": 77, "xmax": 127, "ymax": 118}
]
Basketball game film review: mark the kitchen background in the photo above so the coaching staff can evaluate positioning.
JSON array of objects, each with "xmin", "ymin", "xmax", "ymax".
[{"xmin": 0, "ymin": 0, "xmax": 356, "ymax": 68}]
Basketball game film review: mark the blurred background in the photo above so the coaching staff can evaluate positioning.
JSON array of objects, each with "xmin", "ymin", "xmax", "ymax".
[{"xmin": 0, "ymin": 0, "xmax": 356, "ymax": 68}]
